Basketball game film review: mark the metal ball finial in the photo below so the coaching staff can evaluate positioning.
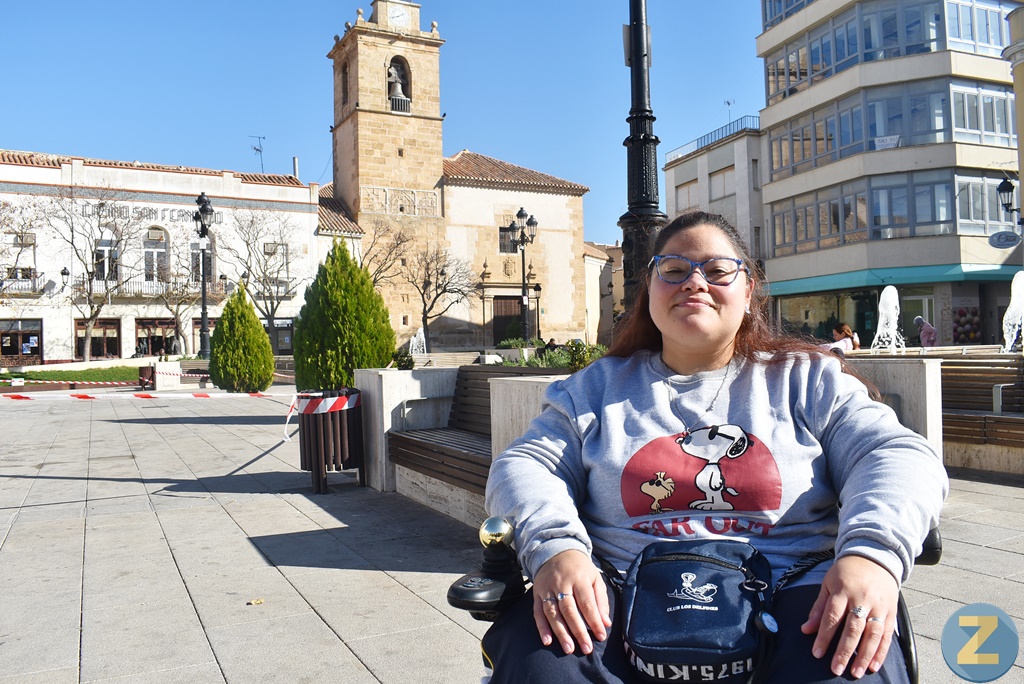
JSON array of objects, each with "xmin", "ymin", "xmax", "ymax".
[{"xmin": 479, "ymin": 516, "xmax": 514, "ymax": 548}]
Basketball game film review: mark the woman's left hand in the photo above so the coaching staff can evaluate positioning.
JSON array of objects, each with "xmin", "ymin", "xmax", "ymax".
[{"xmin": 800, "ymin": 555, "xmax": 900, "ymax": 679}]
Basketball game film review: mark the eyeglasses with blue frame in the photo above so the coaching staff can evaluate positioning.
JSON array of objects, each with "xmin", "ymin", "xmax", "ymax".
[{"xmin": 647, "ymin": 255, "xmax": 747, "ymax": 286}]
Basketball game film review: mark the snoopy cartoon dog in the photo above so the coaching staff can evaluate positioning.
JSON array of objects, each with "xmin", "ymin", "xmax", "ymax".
[{"xmin": 676, "ymin": 424, "xmax": 750, "ymax": 511}]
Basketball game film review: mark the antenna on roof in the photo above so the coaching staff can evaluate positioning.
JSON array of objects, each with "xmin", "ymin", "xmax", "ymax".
[
  {"xmin": 250, "ymin": 135, "xmax": 266, "ymax": 173},
  {"xmin": 724, "ymin": 100, "xmax": 735, "ymax": 123}
]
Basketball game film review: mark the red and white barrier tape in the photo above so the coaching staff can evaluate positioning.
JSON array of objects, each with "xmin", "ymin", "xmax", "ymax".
[
  {"xmin": 0, "ymin": 378, "xmax": 140, "ymax": 386},
  {"xmin": 155, "ymin": 370, "xmax": 211, "ymax": 378},
  {"xmin": 282, "ymin": 391, "xmax": 361, "ymax": 441},
  {"xmin": 0, "ymin": 392, "xmax": 288, "ymax": 400}
]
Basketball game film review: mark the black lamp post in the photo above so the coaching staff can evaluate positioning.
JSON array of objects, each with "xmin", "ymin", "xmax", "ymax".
[
  {"xmin": 193, "ymin": 192, "xmax": 214, "ymax": 360},
  {"xmin": 506, "ymin": 207, "xmax": 539, "ymax": 341},
  {"xmin": 533, "ymin": 283, "xmax": 542, "ymax": 340},
  {"xmin": 60, "ymin": 266, "xmax": 70, "ymax": 290},
  {"xmin": 618, "ymin": 0, "xmax": 668, "ymax": 308}
]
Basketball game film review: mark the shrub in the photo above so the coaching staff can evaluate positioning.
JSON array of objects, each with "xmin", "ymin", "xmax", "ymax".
[
  {"xmin": 392, "ymin": 348, "xmax": 414, "ymax": 370},
  {"xmin": 293, "ymin": 240, "xmax": 396, "ymax": 390},
  {"xmin": 209, "ymin": 288, "xmax": 275, "ymax": 392},
  {"xmin": 565, "ymin": 340, "xmax": 607, "ymax": 372}
]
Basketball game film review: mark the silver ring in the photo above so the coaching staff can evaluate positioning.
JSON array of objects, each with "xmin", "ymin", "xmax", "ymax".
[
  {"xmin": 867, "ymin": 616, "xmax": 884, "ymax": 623},
  {"xmin": 849, "ymin": 605, "xmax": 868, "ymax": 619},
  {"xmin": 542, "ymin": 596, "xmax": 559, "ymax": 604},
  {"xmin": 557, "ymin": 592, "xmax": 572, "ymax": 601}
]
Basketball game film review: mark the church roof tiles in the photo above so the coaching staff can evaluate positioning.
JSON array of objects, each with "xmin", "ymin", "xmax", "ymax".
[{"xmin": 443, "ymin": 150, "xmax": 588, "ymax": 196}]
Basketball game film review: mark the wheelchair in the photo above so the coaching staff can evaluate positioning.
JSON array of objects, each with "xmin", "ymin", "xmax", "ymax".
[{"xmin": 448, "ymin": 517, "xmax": 943, "ymax": 684}]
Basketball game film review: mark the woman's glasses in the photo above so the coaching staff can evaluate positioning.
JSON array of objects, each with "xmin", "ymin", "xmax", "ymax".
[{"xmin": 647, "ymin": 255, "xmax": 746, "ymax": 286}]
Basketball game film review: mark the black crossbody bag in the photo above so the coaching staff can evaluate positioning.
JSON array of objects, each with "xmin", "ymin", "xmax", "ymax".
[{"xmin": 599, "ymin": 540, "xmax": 834, "ymax": 684}]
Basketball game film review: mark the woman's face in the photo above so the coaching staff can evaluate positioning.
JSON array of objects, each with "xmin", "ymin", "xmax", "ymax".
[
  {"xmin": 648, "ymin": 223, "xmax": 752, "ymax": 373},
  {"xmin": 833, "ymin": 329, "xmax": 842, "ymax": 340}
]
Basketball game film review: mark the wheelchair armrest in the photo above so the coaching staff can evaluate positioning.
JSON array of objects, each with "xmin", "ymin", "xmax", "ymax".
[
  {"xmin": 447, "ymin": 517, "xmax": 528, "ymax": 622},
  {"xmin": 914, "ymin": 527, "xmax": 942, "ymax": 567}
]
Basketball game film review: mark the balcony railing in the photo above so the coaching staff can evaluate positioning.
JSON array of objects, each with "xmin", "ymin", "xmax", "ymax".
[
  {"xmin": 0, "ymin": 274, "xmax": 46, "ymax": 295},
  {"xmin": 666, "ymin": 115, "xmax": 761, "ymax": 163},
  {"xmin": 71, "ymin": 275, "xmax": 232, "ymax": 300}
]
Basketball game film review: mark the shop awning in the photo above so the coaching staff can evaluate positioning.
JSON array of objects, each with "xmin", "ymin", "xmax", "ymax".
[{"xmin": 765, "ymin": 263, "xmax": 1021, "ymax": 297}]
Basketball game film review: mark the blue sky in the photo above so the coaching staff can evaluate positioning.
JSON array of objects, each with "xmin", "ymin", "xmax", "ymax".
[{"xmin": 1, "ymin": 1, "xmax": 764, "ymax": 246}]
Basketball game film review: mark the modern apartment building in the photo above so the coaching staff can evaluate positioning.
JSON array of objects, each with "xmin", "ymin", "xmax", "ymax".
[{"xmin": 756, "ymin": 0, "xmax": 1021, "ymax": 346}]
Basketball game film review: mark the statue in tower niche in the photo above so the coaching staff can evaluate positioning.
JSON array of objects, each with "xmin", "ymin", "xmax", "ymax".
[{"xmin": 388, "ymin": 62, "xmax": 407, "ymax": 99}]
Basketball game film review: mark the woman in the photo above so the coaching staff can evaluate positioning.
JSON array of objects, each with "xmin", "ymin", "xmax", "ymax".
[
  {"xmin": 830, "ymin": 323, "xmax": 860, "ymax": 352},
  {"xmin": 482, "ymin": 212, "xmax": 946, "ymax": 682}
]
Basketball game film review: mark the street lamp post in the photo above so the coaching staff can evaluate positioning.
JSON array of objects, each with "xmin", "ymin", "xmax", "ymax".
[
  {"xmin": 193, "ymin": 192, "xmax": 214, "ymax": 360},
  {"xmin": 997, "ymin": 178, "xmax": 1024, "ymax": 269},
  {"xmin": 618, "ymin": 0, "xmax": 668, "ymax": 308},
  {"xmin": 505, "ymin": 207, "xmax": 539, "ymax": 341}
]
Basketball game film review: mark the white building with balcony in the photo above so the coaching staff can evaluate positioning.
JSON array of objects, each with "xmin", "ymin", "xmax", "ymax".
[{"xmin": 0, "ymin": 150, "xmax": 359, "ymax": 366}]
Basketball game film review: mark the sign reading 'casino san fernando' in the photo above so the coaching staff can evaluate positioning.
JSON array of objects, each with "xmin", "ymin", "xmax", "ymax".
[{"xmin": 988, "ymin": 231, "xmax": 1022, "ymax": 249}]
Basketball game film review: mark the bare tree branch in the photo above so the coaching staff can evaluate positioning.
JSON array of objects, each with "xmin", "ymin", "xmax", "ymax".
[
  {"xmin": 30, "ymin": 186, "xmax": 147, "ymax": 361},
  {"xmin": 361, "ymin": 217, "xmax": 412, "ymax": 287},
  {"xmin": 219, "ymin": 209, "xmax": 304, "ymax": 354},
  {"xmin": 400, "ymin": 246, "xmax": 479, "ymax": 352}
]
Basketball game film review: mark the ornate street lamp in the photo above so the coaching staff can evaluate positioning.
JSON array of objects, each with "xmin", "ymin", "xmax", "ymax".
[
  {"xmin": 504, "ymin": 207, "xmax": 539, "ymax": 341},
  {"xmin": 193, "ymin": 192, "xmax": 214, "ymax": 360},
  {"xmin": 60, "ymin": 266, "xmax": 70, "ymax": 290}
]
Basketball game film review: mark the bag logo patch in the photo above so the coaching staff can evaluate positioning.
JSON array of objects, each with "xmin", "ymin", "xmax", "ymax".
[{"xmin": 667, "ymin": 572, "xmax": 718, "ymax": 612}]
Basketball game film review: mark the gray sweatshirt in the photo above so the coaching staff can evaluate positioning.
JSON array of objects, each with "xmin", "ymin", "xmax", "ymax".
[{"xmin": 485, "ymin": 350, "xmax": 947, "ymax": 587}]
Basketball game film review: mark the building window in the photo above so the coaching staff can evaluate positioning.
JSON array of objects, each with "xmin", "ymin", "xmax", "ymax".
[
  {"xmin": 143, "ymin": 228, "xmax": 168, "ymax": 282},
  {"xmin": 947, "ymin": 0, "xmax": 1011, "ymax": 55},
  {"xmin": 710, "ymin": 167, "xmax": 736, "ymax": 201},
  {"xmin": 499, "ymin": 226, "xmax": 518, "ymax": 254},
  {"xmin": 341, "ymin": 62, "xmax": 350, "ymax": 106},
  {"xmin": 75, "ymin": 318, "xmax": 121, "ymax": 359},
  {"xmin": 401, "ymin": 315, "xmax": 410, "ymax": 326},
  {"xmin": 675, "ymin": 181, "xmax": 699, "ymax": 213},
  {"xmin": 770, "ymin": 79, "xmax": 962, "ymax": 180},
  {"xmin": 1, "ymin": 319, "xmax": 42, "ymax": 366},
  {"xmin": 93, "ymin": 242, "xmax": 119, "ymax": 281},
  {"xmin": 765, "ymin": 2, "xmax": 949, "ymax": 104}
]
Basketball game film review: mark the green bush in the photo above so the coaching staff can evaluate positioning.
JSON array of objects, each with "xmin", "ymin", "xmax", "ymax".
[
  {"xmin": 565, "ymin": 340, "xmax": 607, "ymax": 372},
  {"xmin": 293, "ymin": 240, "xmax": 396, "ymax": 391},
  {"xmin": 392, "ymin": 348, "xmax": 414, "ymax": 370},
  {"xmin": 209, "ymin": 288, "xmax": 275, "ymax": 392}
]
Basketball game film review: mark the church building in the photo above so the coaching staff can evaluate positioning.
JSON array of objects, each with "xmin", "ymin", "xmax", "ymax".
[{"xmin": 0, "ymin": 0, "xmax": 595, "ymax": 366}]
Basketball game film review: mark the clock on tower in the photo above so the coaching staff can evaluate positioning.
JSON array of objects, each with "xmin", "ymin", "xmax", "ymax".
[{"xmin": 374, "ymin": 0, "xmax": 419, "ymax": 31}]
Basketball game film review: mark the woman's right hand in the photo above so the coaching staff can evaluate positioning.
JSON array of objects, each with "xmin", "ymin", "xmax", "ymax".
[{"xmin": 531, "ymin": 549, "xmax": 612, "ymax": 655}]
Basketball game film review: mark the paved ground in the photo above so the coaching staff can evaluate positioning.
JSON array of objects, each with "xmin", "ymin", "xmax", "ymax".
[{"xmin": 1, "ymin": 385, "xmax": 1023, "ymax": 683}]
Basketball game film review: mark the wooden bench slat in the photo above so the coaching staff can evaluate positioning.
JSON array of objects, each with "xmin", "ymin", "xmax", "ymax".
[{"xmin": 387, "ymin": 364, "xmax": 570, "ymax": 495}]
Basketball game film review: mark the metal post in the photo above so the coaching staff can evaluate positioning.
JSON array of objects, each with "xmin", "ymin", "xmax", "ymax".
[
  {"xmin": 199, "ymin": 241, "xmax": 210, "ymax": 360},
  {"xmin": 520, "ymin": 231, "xmax": 529, "ymax": 341},
  {"xmin": 618, "ymin": 0, "xmax": 668, "ymax": 309}
]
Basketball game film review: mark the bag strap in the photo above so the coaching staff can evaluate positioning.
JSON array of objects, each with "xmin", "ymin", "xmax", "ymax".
[
  {"xmin": 595, "ymin": 554, "xmax": 623, "ymax": 592},
  {"xmin": 772, "ymin": 549, "xmax": 835, "ymax": 601}
]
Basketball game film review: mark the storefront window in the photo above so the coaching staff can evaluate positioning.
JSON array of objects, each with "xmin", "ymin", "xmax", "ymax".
[{"xmin": 1, "ymin": 319, "xmax": 42, "ymax": 366}]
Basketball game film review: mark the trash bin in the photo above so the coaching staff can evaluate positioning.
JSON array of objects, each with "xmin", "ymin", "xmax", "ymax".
[
  {"xmin": 139, "ymin": 364, "xmax": 155, "ymax": 390},
  {"xmin": 297, "ymin": 388, "xmax": 364, "ymax": 493}
]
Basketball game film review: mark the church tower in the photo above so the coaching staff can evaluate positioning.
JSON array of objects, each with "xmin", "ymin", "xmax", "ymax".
[
  {"xmin": 327, "ymin": 1, "xmax": 445, "ymax": 339},
  {"xmin": 327, "ymin": 0, "xmax": 444, "ymax": 230}
]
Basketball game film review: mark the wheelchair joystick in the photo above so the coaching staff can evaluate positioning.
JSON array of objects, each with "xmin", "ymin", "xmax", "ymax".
[{"xmin": 447, "ymin": 516, "xmax": 528, "ymax": 621}]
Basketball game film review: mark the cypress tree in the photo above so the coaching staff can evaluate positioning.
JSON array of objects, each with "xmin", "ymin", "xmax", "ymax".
[
  {"xmin": 209, "ymin": 288, "xmax": 275, "ymax": 392},
  {"xmin": 293, "ymin": 240, "xmax": 395, "ymax": 391}
]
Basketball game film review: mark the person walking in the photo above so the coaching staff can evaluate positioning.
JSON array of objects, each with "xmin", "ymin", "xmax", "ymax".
[{"xmin": 914, "ymin": 317, "xmax": 937, "ymax": 347}]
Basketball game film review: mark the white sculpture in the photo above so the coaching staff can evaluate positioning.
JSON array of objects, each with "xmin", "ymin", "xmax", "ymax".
[
  {"xmin": 1002, "ymin": 271, "xmax": 1024, "ymax": 353},
  {"xmin": 871, "ymin": 286, "xmax": 905, "ymax": 355}
]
